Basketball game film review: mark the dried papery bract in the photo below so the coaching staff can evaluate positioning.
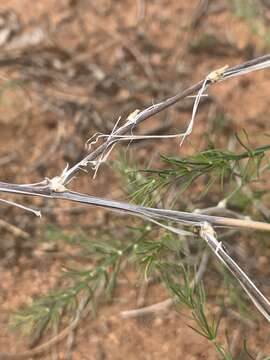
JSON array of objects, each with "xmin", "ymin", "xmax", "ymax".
[{"xmin": 58, "ymin": 55, "xmax": 270, "ymax": 186}]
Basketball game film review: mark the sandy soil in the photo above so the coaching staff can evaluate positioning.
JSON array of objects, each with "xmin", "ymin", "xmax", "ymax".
[{"xmin": 0, "ymin": 0, "xmax": 270, "ymax": 359}]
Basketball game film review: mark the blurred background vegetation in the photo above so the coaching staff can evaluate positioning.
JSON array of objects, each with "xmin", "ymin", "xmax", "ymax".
[{"xmin": 1, "ymin": 0, "xmax": 270, "ymax": 359}]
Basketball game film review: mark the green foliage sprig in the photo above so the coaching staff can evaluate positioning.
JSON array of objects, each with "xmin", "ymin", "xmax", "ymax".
[{"xmin": 128, "ymin": 140, "xmax": 270, "ymax": 205}]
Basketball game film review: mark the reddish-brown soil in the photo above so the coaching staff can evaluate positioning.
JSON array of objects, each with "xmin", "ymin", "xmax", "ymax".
[{"xmin": 0, "ymin": 0, "xmax": 270, "ymax": 359}]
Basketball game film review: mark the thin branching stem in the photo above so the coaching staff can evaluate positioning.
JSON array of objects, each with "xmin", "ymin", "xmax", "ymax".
[
  {"xmin": 60, "ymin": 54, "xmax": 270, "ymax": 185},
  {"xmin": 199, "ymin": 222, "xmax": 270, "ymax": 322},
  {"xmin": 1, "ymin": 181, "xmax": 270, "ymax": 232},
  {"xmin": 1, "ymin": 54, "xmax": 270, "ymax": 359}
]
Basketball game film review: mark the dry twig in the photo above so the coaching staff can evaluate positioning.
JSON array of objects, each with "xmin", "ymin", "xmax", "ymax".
[{"xmin": 1, "ymin": 54, "xmax": 270, "ymax": 357}]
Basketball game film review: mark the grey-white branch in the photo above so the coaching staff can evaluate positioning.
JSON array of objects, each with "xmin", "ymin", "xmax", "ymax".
[{"xmin": 1, "ymin": 54, "xmax": 270, "ymax": 326}]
